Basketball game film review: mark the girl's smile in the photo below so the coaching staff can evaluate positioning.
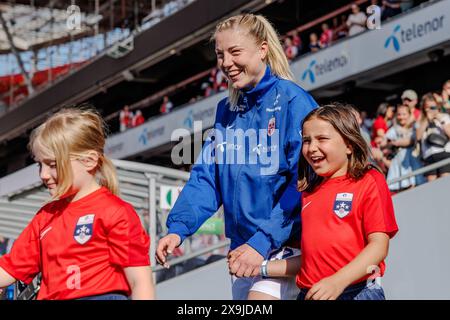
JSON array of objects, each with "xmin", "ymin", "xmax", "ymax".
[{"xmin": 302, "ymin": 117, "xmax": 352, "ymax": 179}]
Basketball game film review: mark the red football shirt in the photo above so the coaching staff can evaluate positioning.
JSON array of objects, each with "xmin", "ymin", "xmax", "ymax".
[
  {"xmin": 297, "ymin": 169, "xmax": 398, "ymax": 289},
  {"xmin": 0, "ymin": 187, "xmax": 150, "ymax": 300}
]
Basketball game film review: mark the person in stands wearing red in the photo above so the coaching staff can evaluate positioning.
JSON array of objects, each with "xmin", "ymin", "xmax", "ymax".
[
  {"xmin": 290, "ymin": 30, "xmax": 302, "ymax": 54},
  {"xmin": 160, "ymin": 95, "xmax": 173, "ymax": 114},
  {"xmin": 371, "ymin": 102, "xmax": 395, "ymax": 143},
  {"xmin": 119, "ymin": 105, "xmax": 132, "ymax": 132},
  {"xmin": 0, "ymin": 108, "xmax": 155, "ymax": 300},
  {"xmin": 240, "ymin": 104, "xmax": 398, "ymax": 300},
  {"xmin": 132, "ymin": 109, "xmax": 145, "ymax": 127},
  {"xmin": 319, "ymin": 23, "xmax": 333, "ymax": 48}
]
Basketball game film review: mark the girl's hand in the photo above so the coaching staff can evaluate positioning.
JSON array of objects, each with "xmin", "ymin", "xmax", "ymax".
[{"xmin": 305, "ymin": 275, "xmax": 347, "ymax": 300}]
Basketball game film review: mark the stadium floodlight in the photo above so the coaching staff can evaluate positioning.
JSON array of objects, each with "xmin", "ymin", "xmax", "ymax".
[{"xmin": 106, "ymin": 35, "xmax": 134, "ymax": 59}]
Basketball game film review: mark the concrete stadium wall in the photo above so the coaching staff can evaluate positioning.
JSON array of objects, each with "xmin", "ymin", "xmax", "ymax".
[{"xmin": 383, "ymin": 175, "xmax": 450, "ymax": 299}]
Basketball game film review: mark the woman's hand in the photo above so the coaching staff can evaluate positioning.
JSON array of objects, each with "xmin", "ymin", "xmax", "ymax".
[{"xmin": 228, "ymin": 244, "xmax": 264, "ymax": 278}]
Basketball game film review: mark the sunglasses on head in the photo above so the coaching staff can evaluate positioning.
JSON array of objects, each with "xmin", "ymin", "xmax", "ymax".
[{"xmin": 402, "ymin": 98, "xmax": 412, "ymax": 102}]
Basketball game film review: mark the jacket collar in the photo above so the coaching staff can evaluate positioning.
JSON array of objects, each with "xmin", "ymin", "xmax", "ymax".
[{"xmin": 241, "ymin": 65, "xmax": 278, "ymax": 105}]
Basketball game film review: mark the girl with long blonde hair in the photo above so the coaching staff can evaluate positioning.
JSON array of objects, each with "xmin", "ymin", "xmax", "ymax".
[{"xmin": 0, "ymin": 108, "xmax": 155, "ymax": 300}]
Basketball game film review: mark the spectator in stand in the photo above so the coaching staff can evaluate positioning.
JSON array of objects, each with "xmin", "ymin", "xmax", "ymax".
[
  {"xmin": 371, "ymin": 135, "xmax": 394, "ymax": 176},
  {"xmin": 347, "ymin": 105, "xmax": 371, "ymax": 146},
  {"xmin": 0, "ymin": 236, "xmax": 7, "ymax": 256},
  {"xmin": 189, "ymin": 97, "xmax": 197, "ymax": 104},
  {"xmin": 347, "ymin": 4, "xmax": 367, "ymax": 36},
  {"xmin": 440, "ymin": 80, "xmax": 450, "ymax": 113},
  {"xmin": 291, "ymin": 30, "xmax": 303, "ymax": 55},
  {"xmin": 331, "ymin": 17, "xmax": 339, "ymax": 41},
  {"xmin": 119, "ymin": 105, "xmax": 133, "ymax": 132},
  {"xmin": 210, "ymin": 68, "xmax": 228, "ymax": 93},
  {"xmin": 309, "ymin": 33, "xmax": 321, "ymax": 53},
  {"xmin": 372, "ymin": 102, "xmax": 395, "ymax": 142},
  {"xmin": 332, "ymin": 15, "xmax": 348, "ymax": 41},
  {"xmin": 284, "ymin": 37, "xmax": 298, "ymax": 62},
  {"xmin": 357, "ymin": 109, "xmax": 371, "ymax": 146},
  {"xmin": 209, "ymin": 68, "xmax": 219, "ymax": 93},
  {"xmin": 401, "ymin": 89, "xmax": 421, "ymax": 122},
  {"xmin": 319, "ymin": 23, "xmax": 333, "ymax": 48},
  {"xmin": 416, "ymin": 93, "xmax": 450, "ymax": 182},
  {"xmin": 385, "ymin": 105, "xmax": 425, "ymax": 193},
  {"xmin": 381, "ymin": 0, "xmax": 402, "ymax": 21},
  {"xmin": 160, "ymin": 95, "xmax": 173, "ymax": 114},
  {"xmin": 202, "ymin": 82, "xmax": 213, "ymax": 97},
  {"xmin": 132, "ymin": 110, "xmax": 145, "ymax": 127},
  {"xmin": 361, "ymin": 110, "xmax": 373, "ymax": 134}
]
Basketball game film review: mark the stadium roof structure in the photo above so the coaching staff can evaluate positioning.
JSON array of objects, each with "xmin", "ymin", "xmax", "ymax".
[
  {"xmin": 0, "ymin": 3, "xmax": 101, "ymax": 53},
  {"xmin": 0, "ymin": 0, "xmax": 184, "ymax": 54}
]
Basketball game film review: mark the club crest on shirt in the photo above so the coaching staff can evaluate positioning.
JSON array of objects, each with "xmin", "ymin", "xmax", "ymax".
[
  {"xmin": 73, "ymin": 214, "xmax": 95, "ymax": 245},
  {"xmin": 333, "ymin": 193, "xmax": 353, "ymax": 218},
  {"xmin": 268, "ymin": 116, "xmax": 276, "ymax": 136}
]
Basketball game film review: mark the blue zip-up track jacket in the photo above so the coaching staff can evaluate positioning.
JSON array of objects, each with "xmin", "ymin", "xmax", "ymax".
[{"xmin": 167, "ymin": 66, "xmax": 318, "ymax": 258}]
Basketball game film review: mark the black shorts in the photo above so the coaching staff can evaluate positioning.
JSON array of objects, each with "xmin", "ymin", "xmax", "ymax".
[{"xmin": 424, "ymin": 152, "xmax": 450, "ymax": 176}]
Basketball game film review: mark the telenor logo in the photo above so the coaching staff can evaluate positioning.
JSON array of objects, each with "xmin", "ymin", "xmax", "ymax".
[
  {"xmin": 384, "ymin": 16, "xmax": 445, "ymax": 53},
  {"xmin": 139, "ymin": 128, "xmax": 148, "ymax": 145},
  {"xmin": 183, "ymin": 110, "xmax": 194, "ymax": 129},
  {"xmin": 302, "ymin": 60, "xmax": 316, "ymax": 83},
  {"xmin": 384, "ymin": 24, "xmax": 401, "ymax": 52},
  {"xmin": 301, "ymin": 55, "xmax": 348, "ymax": 84}
]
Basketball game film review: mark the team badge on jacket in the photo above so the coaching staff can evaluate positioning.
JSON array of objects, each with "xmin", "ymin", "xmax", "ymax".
[
  {"xmin": 268, "ymin": 116, "xmax": 276, "ymax": 136},
  {"xmin": 74, "ymin": 214, "xmax": 95, "ymax": 244},
  {"xmin": 333, "ymin": 193, "xmax": 353, "ymax": 218}
]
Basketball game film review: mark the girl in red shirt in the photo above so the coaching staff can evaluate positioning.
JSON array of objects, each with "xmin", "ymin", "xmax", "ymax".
[
  {"xmin": 0, "ymin": 108, "xmax": 155, "ymax": 300},
  {"xmin": 236, "ymin": 104, "xmax": 398, "ymax": 300}
]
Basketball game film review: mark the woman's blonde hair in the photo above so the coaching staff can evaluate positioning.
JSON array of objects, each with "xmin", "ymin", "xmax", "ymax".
[
  {"xmin": 213, "ymin": 13, "xmax": 295, "ymax": 106},
  {"xmin": 29, "ymin": 107, "xmax": 119, "ymax": 200}
]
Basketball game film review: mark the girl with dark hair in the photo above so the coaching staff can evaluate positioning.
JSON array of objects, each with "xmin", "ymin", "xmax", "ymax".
[{"xmin": 245, "ymin": 104, "xmax": 398, "ymax": 300}]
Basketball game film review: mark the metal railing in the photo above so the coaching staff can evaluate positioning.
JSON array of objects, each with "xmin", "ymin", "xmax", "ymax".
[
  {"xmin": 387, "ymin": 157, "xmax": 450, "ymax": 186},
  {"xmin": 111, "ymin": 159, "xmax": 226, "ymax": 282}
]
